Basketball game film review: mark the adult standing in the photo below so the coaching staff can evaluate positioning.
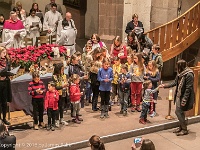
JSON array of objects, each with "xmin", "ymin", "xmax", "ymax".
[
  {"xmin": 57, "ymin": 20, "xmax": 76, "ymax": 56},
  {"xmin": 25, "ymin": 9, "xmax": 42, "ymax": 45},
  {"xmin": 2, "ymin": 11, "xmax": 26, "ymax": 48},
  {"xmin": 125, "ymin": 13, "xmax": 143, "ymax": 34},
  {"xmin": 30, "ymin": 3, "xmax": 44, "ymax": 23},
  {"xmin": 45, "ymin": 0, "xmax": 63, "ymax": 15},
  {"xmin": 160, "ymin": 59, "xmax": 194, "ymax": 136},
  {"xmin": 15, "ymin": 1, "xmax": 26, "ymax": 23},
  {"xmin": 0, "ymin": 47, "xmax": 12, "ymax": 125},
  {"xmin": 43, "ymin": 3, "xmax": 62, "ymax": 36}
]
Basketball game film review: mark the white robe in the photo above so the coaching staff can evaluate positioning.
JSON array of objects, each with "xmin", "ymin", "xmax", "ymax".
[
  {"xmin": 25, "ymin": 16, "xmax": 42, "ymax": 45},
  {"xmin": 43, "ymin": 10, "xmax": 62, "ymax": 36}
]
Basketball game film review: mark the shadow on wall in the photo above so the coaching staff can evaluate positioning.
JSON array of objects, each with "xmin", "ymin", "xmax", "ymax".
[{"xmin": 0, "ymin": 2, "xmax": 12, "ymax": 19}]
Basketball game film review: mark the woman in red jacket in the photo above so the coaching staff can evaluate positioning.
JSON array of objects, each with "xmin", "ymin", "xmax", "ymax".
[
  {"xmin": 70, "ymin": 74, "xmax": 83, "ymax": 124},
  {"xmin": 110, "ymin": 36, "xmax": 127, "ymax": 64}
]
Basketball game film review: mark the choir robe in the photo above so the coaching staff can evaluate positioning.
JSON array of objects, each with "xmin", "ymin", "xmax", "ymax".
[
  {"xmin": 43, "ymin": 10, "xmax": 62, "ymax": 36},
  {"xmin": 25, "ymin": 15, "xmax": 42, "ymax": 45},
  {"xmin": 2, "ymin": 19, "xmax": 26, "ymax": 48}
]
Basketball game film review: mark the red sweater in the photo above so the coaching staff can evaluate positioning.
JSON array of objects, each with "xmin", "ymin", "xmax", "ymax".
[
  {"xmin": 111, "ymin": 44, "xmax": 127, "ymax": 60},
  {"xmin": 28, "ymin": 80, "xmax": 46, "ymax": 99},
  {"xmin": 69, "ymin": 83, "xmax": 82, "ymax": 102},
  {"xmin": 44, "ymin": 90, "xmax": 59, "ymax": 110}
]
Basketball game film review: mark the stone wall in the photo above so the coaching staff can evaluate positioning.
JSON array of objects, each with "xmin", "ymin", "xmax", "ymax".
[
  {"xmin": 85, "ymin": 0, "xmax": 98, "ymax": 38},
  {"xmin": 180, "ymin": 0, "xmax": 199, "ymax": 14},
  {"xmin": 150, "ymin": 0, "xmax": 178, "ymax": 29},
  {"xmin": 123, "ymin": 0, "xmax": 152, "ymax": 40}
]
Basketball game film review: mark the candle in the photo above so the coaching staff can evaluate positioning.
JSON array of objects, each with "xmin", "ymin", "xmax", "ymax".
[
  {"xmin": 67, "ymin": 49, "xmax": 70, "ymax": 56},
  {"xmin": 63, "ymin": 60, "xmax": 67, "ymax": 67},
  {"xmin": 105, "ymin": 74, "xmax": 108, "ymax": 79},
  {"xmin": 169, "ymin": 89, "xmax": 173, "ymax": 100}
]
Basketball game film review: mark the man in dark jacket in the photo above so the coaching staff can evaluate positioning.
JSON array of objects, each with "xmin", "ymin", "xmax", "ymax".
[{"xmin": 161, "ymin": 59, "xmax": 195, "ymax": 136}]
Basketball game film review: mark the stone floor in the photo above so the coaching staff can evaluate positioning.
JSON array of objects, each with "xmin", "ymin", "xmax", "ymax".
[{"xmin": 9, "ymin": 86, "xmax": 180, "ymax": 150}]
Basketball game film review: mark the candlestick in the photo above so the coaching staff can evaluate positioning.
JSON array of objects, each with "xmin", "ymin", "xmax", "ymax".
[
  {"xmin": 169, "ymin": 89, "xmax": 173, "ymax": 100},
  {"xmin": 67, "ymin": 49, "xmax": 70, "ymax": 56}
]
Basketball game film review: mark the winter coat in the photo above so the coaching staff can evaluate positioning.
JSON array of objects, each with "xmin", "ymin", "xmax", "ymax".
[{"xmin": 164, "ymin": 68, "xmax": 195, "ymax": 111}]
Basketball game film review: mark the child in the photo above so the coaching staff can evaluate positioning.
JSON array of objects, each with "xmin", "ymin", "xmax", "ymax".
[
  {"xmin": 111, "ymin": 57, "xmax": 121, "ymax": 105},
  {"xmin": 28, "ymin": 72, "xmax": 46, "ymax": 130},
  {"xmin": 69, "ymin": 74, "xmax": 83, "ymax": 124},
  {"xmin": 97, "ymin": 58, "xmax": 113, "ymax": 118},
  {"xmin": 52, "ymin": 63, "xmax": 68, "ymax": 127},
  {"xmin": 91, "ymin": 33, "xmax": 106, "ymax": 50},
  {"xmin": 110, "ymin": 36, "xmax": 127, "ymax": 64},
  {"xmin": 130, "ymin": 53, "xmax": 146, "ymax": 112},
  {"xmin": 139, "ymin": 80, "xmax": 160, "ymax": 124},
  {"xmin": 118, "ymin": 64, "xmax": 131, "ymax": 116},
  {"xmin": 149, "ymin": 44, "xmax": 163, "ymax": 72},
  {"xmin": 144, "ymin": 60, "xmax": 160, "ymax": 117},
  {"xmin": 101, "ymin": 46, "xmax": 110, "ymax": 60},
  {"xmin": 44, "ymin": 82, "xmax": 59, "ymax": 131},
  {"xmin": 90, "ymin": 61, "xmax": 102, "ymax": 111},
  {"xmin": 125, "ymin": 54, "xmax": 133, "ymax": 72}
]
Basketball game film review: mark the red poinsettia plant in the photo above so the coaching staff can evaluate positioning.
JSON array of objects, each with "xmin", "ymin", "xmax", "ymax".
[{"xmin": 8, "ymin": 44, "xmax": 66, "ymax": 69}]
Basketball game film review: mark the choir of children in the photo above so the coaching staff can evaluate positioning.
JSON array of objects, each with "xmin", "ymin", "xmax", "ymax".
[{"xmin": 27, "ymin": 33, "xmax": 163, "ymax": 130}]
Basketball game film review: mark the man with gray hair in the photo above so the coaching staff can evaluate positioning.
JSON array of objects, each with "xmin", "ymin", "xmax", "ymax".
[
  {"xmin": 57, "ymin": 19, "xmax": 76, "ymax": 56},
  {"xmin": 2, "ymin": 11, "xmax": 26, "ymax": 48}
]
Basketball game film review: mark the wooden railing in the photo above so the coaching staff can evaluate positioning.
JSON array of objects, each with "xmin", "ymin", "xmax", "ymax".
[{"xmin": 146, "ymin": 1, "xmax": 200, "ymax": 62}]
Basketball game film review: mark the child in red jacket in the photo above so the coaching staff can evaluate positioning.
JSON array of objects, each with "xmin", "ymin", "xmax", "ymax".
[
  {"xmin": 69, "ymin": 74, "xmax": 83, "ymax": 124},
  {"xmin": 45, "ymin": 82, "xmax": 59, "ymax": 131}
]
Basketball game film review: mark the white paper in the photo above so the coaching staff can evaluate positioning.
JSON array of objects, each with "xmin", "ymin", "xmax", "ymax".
[
  {"xmin": 0, "ymin": 38, "xmax": 12, "ymax": 47},
  {"xmin": 10, "ymin": 66, "xmax": 21, "ymax": 74},
  {"xmin": 15, "ymin": 29, "xmax": 26, "ymax": 35},
  {"xmin": 143, "ymin": 48, "xmax": 150, "ymax": 54},
  {"xmin": 32, "ymin": 22, "xmax": 39, "ymax": 26}
]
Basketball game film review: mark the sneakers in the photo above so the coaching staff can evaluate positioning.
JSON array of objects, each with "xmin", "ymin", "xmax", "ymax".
[
  {"xmin": 51, "ymin": 126, "xmax": 55, "ymax": 131},
  {"xmin": 173, "ymin": 127, "xmax": 182, "ymax": 133},
  {"xmin": 39, "ymin": 122, "xmax": 45, "ymax": 128},
  {"xmin": 55, "ymin": 120, "xmax": 60, "ymax": 128},
  {"xmin": 150, "ymin": 111, "xmax": 156, "ymax": 117},
  {"xmin": 131, "ymin": 107, "xmax": 136, "ymax": 112},
  {"xmin": 60, "ymin": 118, "xmax": 69, "ymax": 126},
  {"xmin": 139, "ymin": 118, "xmax": 146, "ymax": 124},
  {"xmin": 46, "ymin": 125, "xmax": 51, "ymax": 131},
  {"xmin": 136, "ymin": 106, "xmax": 141, "ymax": 112},
  {"xmin": 176, "ymin": 130, "xmax": 188, "ymax": 136},
  {"xmin": 33, "ymin": 124, "xmax": 39, "ymax": 130},
  {"xmin": 123, "ymin": 111, "xmax": 127, "ymax": 116},
  {"xmin": 72, "ymin": 118, "xmax": 81, "ymax": 124}
]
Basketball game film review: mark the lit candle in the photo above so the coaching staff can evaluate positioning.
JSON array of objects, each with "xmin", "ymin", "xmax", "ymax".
[
  {"xmin": 67, "ymin": 49, "xmax": 70, "ymax": 56},
  {"xmin": 169, "ymin": 89, "xmax": 173, "ymax": 100},
  {"xmin": 105, "ymin": 74, "xmax": 108, "ymax": 79},
  {"xmin": 63, "ymin": 60, "xmax": 67, "ymax": 67}
]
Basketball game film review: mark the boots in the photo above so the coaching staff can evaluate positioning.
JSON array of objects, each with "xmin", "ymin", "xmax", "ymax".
[
  {"xmin": 76, "ymin": 115, "xmax": 83, "ymax": 121},
  {"xmin": 105, "ymin": 105, "xmax": 109, "ymax": 118},
  {"xmin": 72, "ymin": 117, "xmax": 81, "ymax": 124},
  {"xmin": 100, "ymin": 105, "xmax": 105, "ymax": 119},
  {"xmin": 139, "ymin": 118, "xmax": 146, "ymax": 124},
  {"xmin": 173, "ymin": 126, "xmax": 182, "ymax": 133},
  {"xmin": 176, "ymin": 124, "xmax": 188, "ymax": 136}
]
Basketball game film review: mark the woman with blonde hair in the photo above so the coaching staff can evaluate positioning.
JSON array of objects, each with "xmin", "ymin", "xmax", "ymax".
[
  {"xmin": 16, "ymin": 1, "xmax": 26, "ymax": 23},
  {"xmin": 0, "ymin": 47, "xmax": 12, "ymax": 125}
]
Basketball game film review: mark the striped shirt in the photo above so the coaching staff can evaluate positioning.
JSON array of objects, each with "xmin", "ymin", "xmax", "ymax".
[{"xmin": 28, "ymin": 80, "xmax": 46, "ymax": 99}]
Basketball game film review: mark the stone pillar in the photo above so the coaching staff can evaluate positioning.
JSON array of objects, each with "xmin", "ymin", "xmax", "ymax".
[
  {"xmin": 98, "ymin": 0, "xmax": 124, "ymax": 48},
  {"xmin": 64, "ymin": 0, "xmax": 87, "ymax": 38}
]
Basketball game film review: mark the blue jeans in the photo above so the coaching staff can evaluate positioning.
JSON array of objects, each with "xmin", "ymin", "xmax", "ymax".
[
  {"xmin": 140, "ymin": 102, "xmax": 150, "ymax": 120},
  {"xmin": 118, "ymin": 90, "xmax": 130, "ymax": 111},
  {"xmin": 86, "ymin": 82, "xmax": 92, "ymax": 101}
]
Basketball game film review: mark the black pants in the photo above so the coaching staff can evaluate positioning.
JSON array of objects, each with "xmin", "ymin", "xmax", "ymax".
[
  {"xmin": 56, "ymin": 96, "xmax": 65, "ymax": 120},
  {"xmin": 0, "ymin": 102, "xmax": 7, "ymax": 120},
  {"xmin": 91, "ymin": 84, "xmax": 99, "ymax": 110},
  {"xmin": 32, "ymin": 98, "xmax": 44, "ymax": 124},
  {"xmin": 47, "ymin": 108, "xmax": 57, "ymax": 126},
  {"xmin": 100, "ymin": 91, "xmax": 110, "ymax": 106}
]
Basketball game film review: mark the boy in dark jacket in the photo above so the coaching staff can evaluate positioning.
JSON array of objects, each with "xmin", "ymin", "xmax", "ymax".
[{"xmin": 118, "ymin": 64, "xmax": 131, "ymax": 116}]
